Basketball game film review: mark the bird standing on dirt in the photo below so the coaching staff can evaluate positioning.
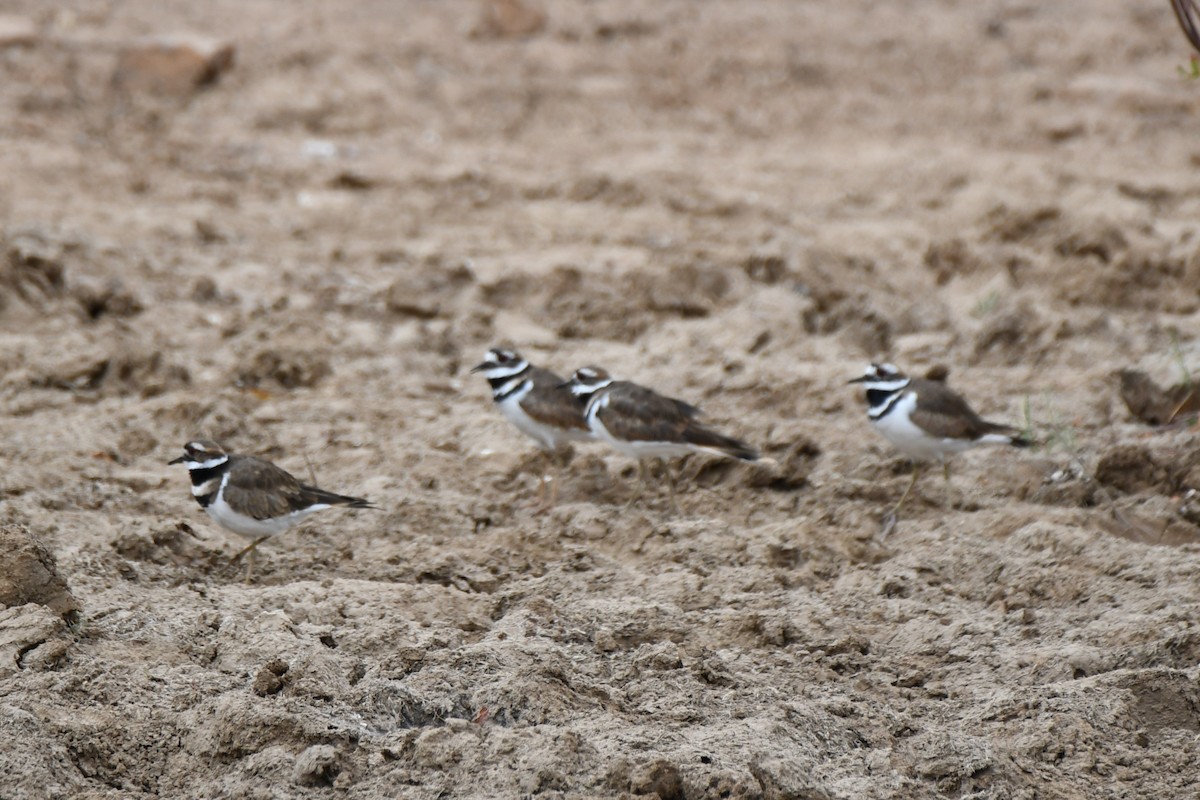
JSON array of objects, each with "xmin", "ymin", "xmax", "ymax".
[
  {"xmin": 471, "ymin": 347, "xmax": 594, "ymax": 505},
  {"xmin": 169, "ymin": 439, "xmax": 373, "ymax": 578},
  {"xmin": 849, "ymin": 363, "xmax": 1030, "ymax": 526},
  {"xmin": 563, "ymin": 365, "xmax": 760, "ymax": 506}
]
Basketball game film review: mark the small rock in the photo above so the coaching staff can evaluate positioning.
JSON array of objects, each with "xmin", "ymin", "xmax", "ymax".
[
  {"xmin": 634, "ymin": 641, "xmax": 683, "ymax": 671},
  {"xmin": 383, "ymin": 261, "xmax": 474, "ymax": 319},
  {"xmin": 474, "ymin": 0, "xmax": 547, "ymax": 38},
  {"xmin": 593, "ymin": 628, "xmax": 618, "ymax": 653},
  {"xmin": 194, "ymin": 218, "xmax": 225, "ymax": 244},
  {"xmin": 923, "ymin": 238, "xmax": 982, "ymax": 285},
  {"xmin": 1041, "ymin": 117, "xmax": 1086, "ymax": 142},
  {"xmin": 1118, "ymin": 370, "xmax": 1173, "ymax": 425},
  {"xmin": 0, "ymin": 524, "xmax": 80, "ymax": 621},
  {"xmin": 628, "ymin": 759, "xmax": 684, "ymax": 800},
  {"xmin": 117, "ymin": 427, "xmax": 159, "ymax": 457},
  {"xmin": 21, "ymin": 638, "xmax": 70, "ymax": 671},
  {"xmin": 1117, "ymin": 369, "xmax": 1200, "ymax": 426},
  {"xmin": 290, "ymin": 651, "xmax": 353, "ymax": 701},
  {"xmin": 692, "ymin": 650, "xmax": 737, "ymax": 687},
  {"xmin": 252, "ymin": 658, "xmax": 290, "ymax": 696},
  {"xmin": 1065, "ymin": 646, "xmax": 1110, "ymax": 678},
  {"xmin": 0, "ymin": 604, "xmax": 69, "ymax": 678},
  {"xmin": 973, "ymin": 304, "xmax": 1045, "ymax": 364},
  {"xmin": 1179, "ymin": 489, "xmax": 1200, "ymax": 527},
  {"xmin": 924, "ymin": 364, "xmax": 950, "ymax": 382},
  {"xmin": 113, "ymin": 35, "xmax": 235, "ymax": 96},
  {"xmin": 748, "ymin": 436, "xmax": 822, "ymax": 490},
  {"xmin": 1095, "ymin": 444, "xmax": 1166, "ymax": 495},
  {"xmin": 73, "ymin": 278, "xmax": 144, "ymax": 320},
  {"xmin": 2, "ymin": 230, "xmax": 68, "ymax": 310},
  {"xmin": 113, "ymin": 522, "xmax": 208, "ymax": 566},
  {"xmin": 190, "ymin": 276, "xmax": 220, "ymax": 303},
  {"xmin": 0, "ymin": 15, "xmax": 37, "ymax": 48},
  {"xmin": 293, "ymin": 744, "xmax": 340, "ymax": 787},
  {"xmin": 329, "ymin": 171, "xmax": 376, "ymax": 191},
  {"xmin": 743, "ymin": 253, "xmax": 789, "ymax": 284},
  {"xmin": 236, "ymin": 347, "xmax": 331, "ymax": 389}
]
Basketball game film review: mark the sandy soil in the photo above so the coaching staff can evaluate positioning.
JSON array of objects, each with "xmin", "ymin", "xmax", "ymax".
[{"xmin": 3, "ymin": 1, "xmax": 1200, "ymax": 797}]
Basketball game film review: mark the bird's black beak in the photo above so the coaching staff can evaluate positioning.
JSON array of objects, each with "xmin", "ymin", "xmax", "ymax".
[
  {"xmin": 847, "ymin": 376, "xmax": 868, "ymax": 385},
  {"xmin": 168, "ymin": 454, "xmax": 186, "ymax": 465},
  {"xmin": 557, "ymin": 380, "xmax": 574, "ymax": 390},
  {"xmin": 470, "ymin": 362, "xmax": 490, "ymax": 373}
]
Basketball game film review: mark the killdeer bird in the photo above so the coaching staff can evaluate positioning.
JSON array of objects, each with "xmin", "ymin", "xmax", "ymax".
[
  {"xmin": 169, "ymin": 439, "xmax": 373, "ymax": 575},
  {"xmin": 564, "ymin": 365, "xmax": 759, "ymax": 504},
  {"xmin": 849, "ymin": 363, "xmax": 1030, "ymax": 519},
  {"xmin": 471, "ymin": 347, "xmax": 593, "ymax": 504}
]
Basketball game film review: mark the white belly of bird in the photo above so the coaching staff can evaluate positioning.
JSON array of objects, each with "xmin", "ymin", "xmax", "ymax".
[
  {"xmin": 497, "ymin": 382, "xmax": 583, "ymax": 450},
  {"xmin": 871, "ymin": 391, "xmax": 979, "ymax": 462},
  {"xmin": 206, "ymin": 482, "xmax": 330, "ymax": 539}
]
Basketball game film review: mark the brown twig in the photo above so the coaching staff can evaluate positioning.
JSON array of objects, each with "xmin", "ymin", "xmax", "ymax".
[{"xmin": 1172, "ymin": 0, "xmax": 1200, "ymax": 53}]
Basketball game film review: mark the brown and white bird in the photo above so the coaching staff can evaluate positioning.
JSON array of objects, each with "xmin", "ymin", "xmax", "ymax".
[
  {"xmin": 849, "ymin": 363, "xmax": 1029, "ymax": 516},
  {"xmin": 471, "ymin": 347, "xmax": 593, "ymax": 503},
  {"xmin": 563, "ymin": 365, "xmax": 759, "ymax": 500},
  {"xmin": 169, "ymin": 439, "xmax": 373, "ymax": 570}
]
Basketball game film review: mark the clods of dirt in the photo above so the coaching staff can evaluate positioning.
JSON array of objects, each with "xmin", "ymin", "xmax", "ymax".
[
  {"xmin": 0, "ymin": 523, "xmax": 81, "ymax": 621},
  {"xmin": 1118, "ymin": 369, "xmax": 1200, "ymax": 426}
]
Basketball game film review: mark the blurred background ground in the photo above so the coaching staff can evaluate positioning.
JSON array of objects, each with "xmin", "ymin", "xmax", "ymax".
[{"xmin": 2, "ymin": 1, "xmax": 1200, "ymax": 797}]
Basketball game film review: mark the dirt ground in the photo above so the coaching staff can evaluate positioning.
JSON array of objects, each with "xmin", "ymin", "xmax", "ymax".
[{"xmin": 3, "ymin": 0, "xmax": 1200, "ymax": 797}]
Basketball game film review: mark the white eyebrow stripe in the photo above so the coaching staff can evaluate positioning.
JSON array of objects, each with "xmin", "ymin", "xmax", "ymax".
[
  {"xmin": 185, "ymin": 455, "xmax": 229, "ymax": 470},
  {"xmin": 481, "ymin": 362, "xmax": 527, "ymax": 379},
  {"xmin": 863, "ymin": 378, "xmax": 909, "ymax": 392}
]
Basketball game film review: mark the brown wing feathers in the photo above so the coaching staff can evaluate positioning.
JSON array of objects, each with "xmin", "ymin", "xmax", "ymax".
[
  {"xmin": 909, "ymin": 378, "xmax": 1026, "ymax": 444},
  {"xmin": 517, "ymin": 366, "xmax": 590, "ymax": 433},
  {"xmin": 226, "ymin": 456, "xmax": 373, "ymax": 521},
  {"xmin": 681, "ymin": 421, "xmax": 759, "ymax": 461},
  {"xmin": 601, "ymin": 382, "xmax": 758, "ymax": 461},
  {"xmin": 296, "ymin": 485, "xmax": 375, "ymax": 510}
]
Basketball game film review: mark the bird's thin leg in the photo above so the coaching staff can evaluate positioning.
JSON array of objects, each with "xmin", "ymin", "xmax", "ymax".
[
  {"xmin": 891, "ymin": 463, "xmax": 922, "ymax": 518},
  {"xmin": 941, "ymin": 458, "xmax": 965, "ymax": 509},
  {"xmin": 302, "ymin": 450, "xmax": 319, "ymax": 486},
  {"xmin": 548, "ymin": 465, "xmax": 561, "ymax": 507},
  {"xmin": 538, "ymin": 454, "xmax": 565, "ymax": 512},
  {"xmin": 229, "ymin": 536, "xmax": 269, "ymax": 583},
  {"xmin": 535, "ymin": 470, "xmax": 548, "ymax": 508},
  {"xmin": 626, "ymin": 460, "xmax": 649, "ymax": 507},
  {"xmin": 880, "ymin": 463, "xmax": 921, "ymax": 539},
  {"xmin": 664, "ymin": 459, "xmax": 680, "ymax": 515},
  {"xmin": 230, "ymin": 536, "xmax": 269, "ymax": 565}
]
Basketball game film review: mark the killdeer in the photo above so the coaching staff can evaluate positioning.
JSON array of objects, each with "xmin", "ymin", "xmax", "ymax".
[
  {"xmin": 471, "ymin": 347, "xmax": 593, "ymax": 503},
  {"xmin": 169, "ymin": 439, "xmax": 373, "ymax": 574},
  {"xmin": 849, "ymin": 362, "xmax": 1030, "ymax": 518},
  {"xmin": 564, "ymin": 365, "xmax": 759, "ymax": 503}
]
